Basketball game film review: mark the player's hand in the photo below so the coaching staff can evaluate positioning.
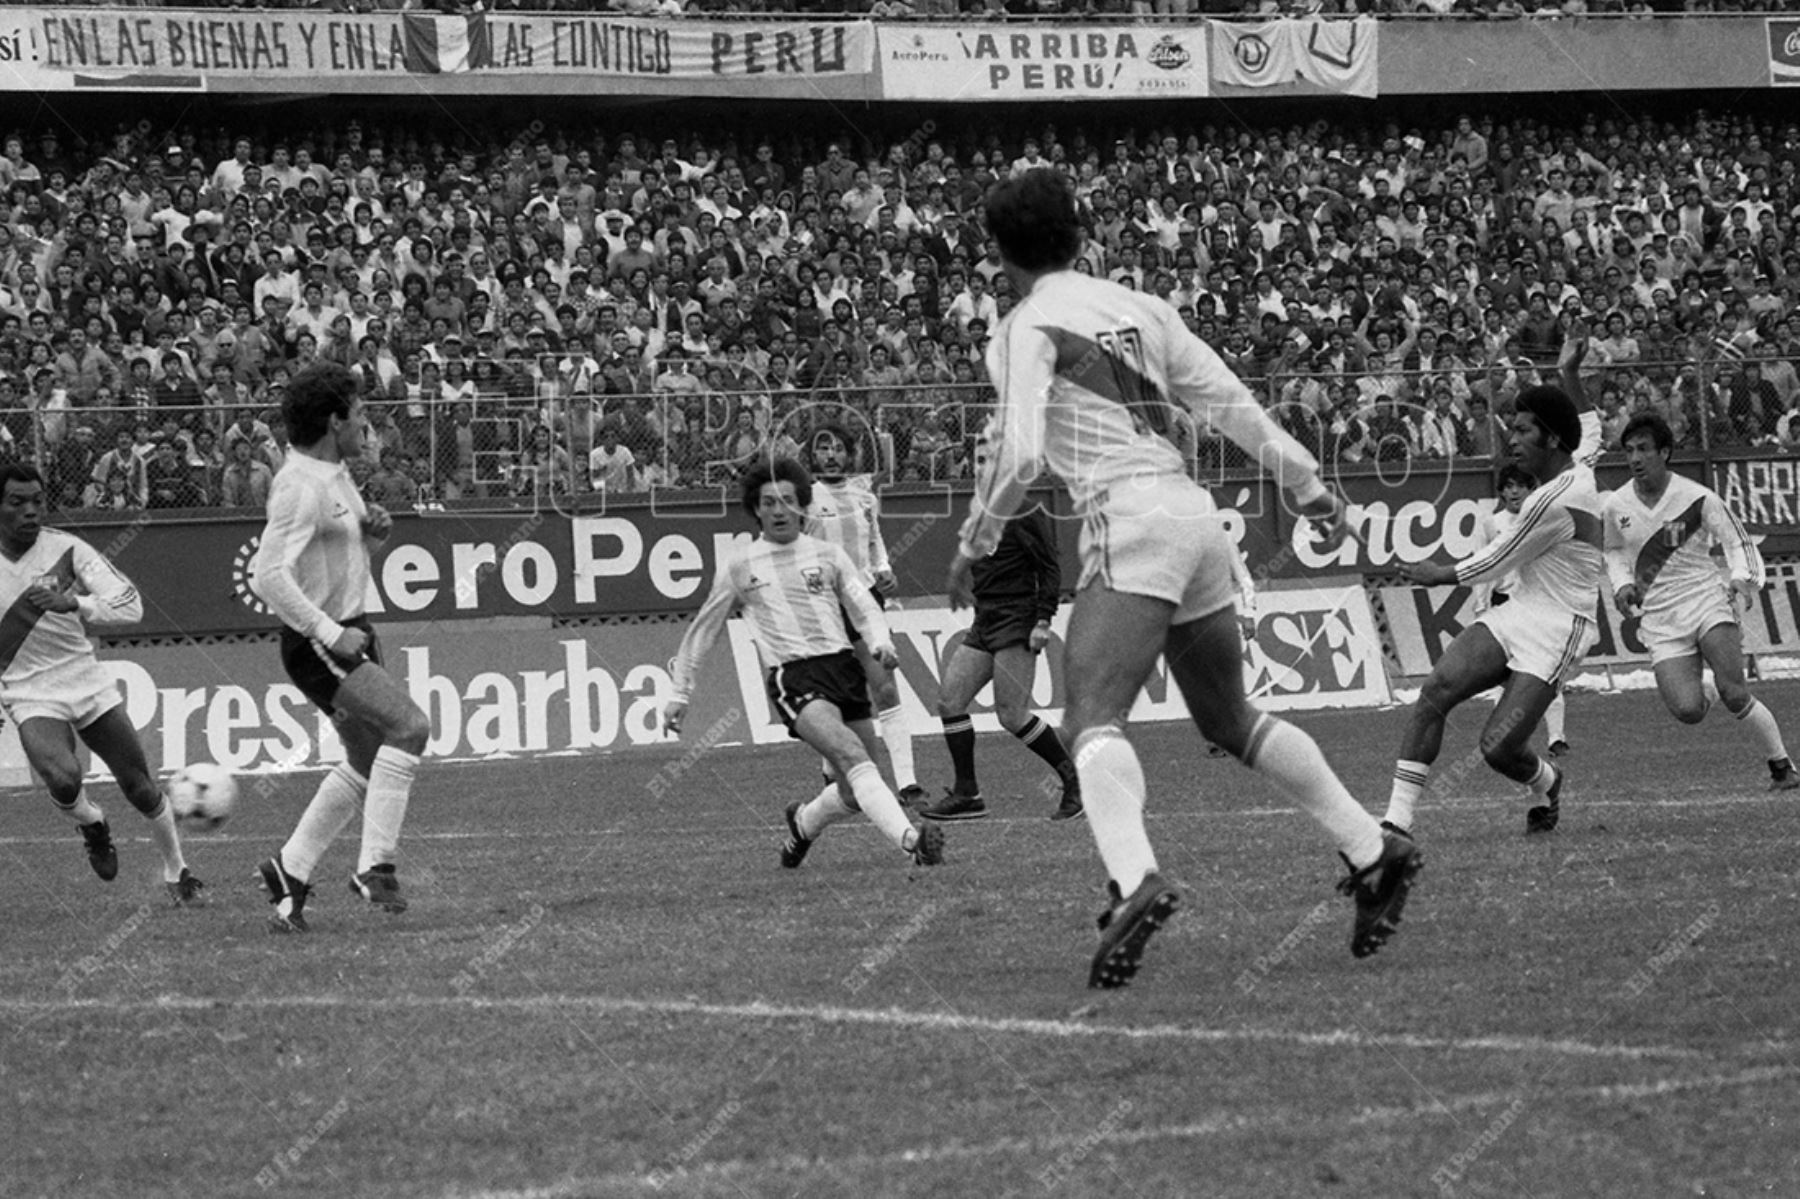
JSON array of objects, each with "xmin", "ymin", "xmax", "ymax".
[
  {"xmin": 25, "ymin": 582, "xmax": 78, "ymax": 614},
  {"xmin": 1028, "ymin": 620, "xmax": 1051, "ymax": 653},
  {"xmin": 1295, "ymin": 487, "xmax": 1355, "ymax": 553},
  {"xmin": 1614, "ymin": 583, "xmax": 1645, "ymax": 617},
  {"xmin": 946, "ymin": 550, "xmax": 978, "ymax": 611},
  {"xmin": 362, "ymin": 503, "xmax": 393, "ymax": 541},
  {"xmin": 662, "ymin": 701, "xmax": 688, "ymax": 737},
  {"xmin": 871, "ymin": 644, "xmax": 899, "ymax": 671},
  {"xmin": 1558, "ymin": 322, "xmax": 1589, "ymax": 374},
  {"xmin": 1730, "ymin": 577, "xmax": 1759, "ymax": 612},
  {"xmin": 329, "ymin": 624, "xmax": 370, "ymax": 661},
  {"xmin": 1400, "ymin": 561, "xmax": 1457, "ymax": 587},
  {"xmin": 871, "ymin": 568, "xmax": 897, "ymax": 598}
]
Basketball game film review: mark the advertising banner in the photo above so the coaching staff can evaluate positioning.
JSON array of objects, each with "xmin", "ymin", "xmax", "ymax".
[
  {"xmin": 0, "ymin": 9, "xmax": 873, "ymax": 94},
  {"xmin": 1769, "ymin": 17, "xmax": 1800, "ymax": 85},
  {"xmin": 1711, "ymin": 455, "xmax": 1800, "ymax": 557},
  {"xmin": 728, "ymin": 583, "xmax": 1390, "ymax": 746},
  {"xmin": 1381, "ymin": 566, "xmax": 1800, "ymax": 676},
  {"xmin": 877, "ymin": 23, "xmax": 1206, "ymax": 101}
]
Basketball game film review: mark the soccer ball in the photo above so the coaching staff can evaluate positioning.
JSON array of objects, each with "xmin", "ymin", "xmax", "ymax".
[{"xmin": 168, "ymin": 763, "xmax": 239, "ymax": 830}]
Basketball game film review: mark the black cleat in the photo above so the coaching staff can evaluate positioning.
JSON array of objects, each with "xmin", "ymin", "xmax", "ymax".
[
  {"xmin": 921, "ymin": 789, "xmax": 987, "ymax": 822},
  {"xmin": 349, "ymin": 864, "xmax": 408, "ymax": 913},
  {"xmin": 1089, "ymin": 872, "xmax": 1181, "ymax": 989},
  {"xmin": 780, "ymin": 801, "xmax": 814, "ymax": 869},
  {"xmin": 80, "ymin": 820, "xmax": 118, "ymax": 882},
  {"xmin": 1338, "ymin": 831, "xmax": 1422, "ymax": 959},
  {"xmin": 896, "ymin": 784, "xmax": 929, "ymax": 810},
  {"xmin": 257, "ymin": 855, "xmax": 311, "ymax": 934},
  {"xmin": 909, "ymin": 821, "xmax": 946, "ymax": 867},
  {"xmin": 1050, "ymin": 773, "xmax": 1084, "ymax": 822},
  {"xmin": 1525, "ymin": 762, "xmax": 1563, "ymax": 834},
  {"xmin": 1771, "ymin": 758, "xmax": 1799, "ymax": 793},
  {"xmin": 165, "ymin": 868, "xmax": 207, "ymax": 907}
]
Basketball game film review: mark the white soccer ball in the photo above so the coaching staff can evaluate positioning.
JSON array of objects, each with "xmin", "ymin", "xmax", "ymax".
[{"xmin": 168, "ymin": 763, "xmax": 239, "ymax": 830}]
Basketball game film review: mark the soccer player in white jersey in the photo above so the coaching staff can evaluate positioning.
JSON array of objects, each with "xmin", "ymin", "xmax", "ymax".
[
  {"xmin": 803, "ymin": 424, "xmax": 924, "ymax": 805},
  {"xmin": 1604, "ymin": 412, "xmax": 1797, "ymax": 790},
  {"xmin": 252, "ymin": 362, "xmax": 432, "ymax": 933},
  {"xmin": 1386, "ymin": 385, "xmax": 1606, "ymax": 836},
  {"xmin": 1473, "ymin": 466, "xmax": 1571, "ymax": 756},
  {"xmin": 950, "ymin": 170, "xmax": 1417, "ymax": 988},
  {"xmin": 665, "ymin": 457, "xmax": 945, "ymax": 869},
  {"xmin": 0, "ymin": 464, "xmax": 204, "ymax": 904}
]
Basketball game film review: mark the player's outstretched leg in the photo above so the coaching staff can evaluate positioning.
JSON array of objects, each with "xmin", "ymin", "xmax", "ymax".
[
  {"xmin": 81, "ymin": 709, "xmax": 205, "ymax": 905},
  {"xmin": 260, "ymin": 762, "xmax": 367, "ymax": 932},
  {"xmin": 1477, "ymin": 672, "xmax": 1566, "ymax": 834},
  {"xmin": 1386, "ymin": 626, "xmax": 1511, "ymax": 836},
  {"xmin": 17, "ymin": 717, "xmax": 116, "ymax": 881},
  {"xmin": 797, "ymin": 705, "xmax": 944, "ymax": 868},
  {"xmin": 1698, "ymin": 623, "xmax": 1799, "ymax": 791},
  {"xmin": 1168, "ymin": 608, "xmax": 1419, "ymax": 959},
  {"xmin": 782, "ymin": 778, "xmax": 859, "ymax": 868},
  {"xmin": 330, "ymin": 666, "xmax": 430, "ymax": 914}
]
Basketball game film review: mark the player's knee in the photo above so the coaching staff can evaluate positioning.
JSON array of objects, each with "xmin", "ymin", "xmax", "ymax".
[
  {"xmin": 1717, "ymin": 684, "xmax": 1752, "ymax": 716},
  {"xmin": 1669, "ymin": 700, "xmax": 1709, "ymax": 725},
  {"xmin": 389, "ymin": 706, "xmax": 432, "ymax": 754},
  {"xmin": 121, "ymin": 775, "xmax": 164, "ymax": 815},
  {"xmin": 1418, "ymin": 677, "xmax": 1458, "ymax": 717},
  {"xmin": 38, "ymin": 763, "xmax": 84, "ymax": 804}
]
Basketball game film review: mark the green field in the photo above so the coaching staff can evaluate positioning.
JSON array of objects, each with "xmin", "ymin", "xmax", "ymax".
[{"xmin": 5, "ymin": 681, "xmax": 1799, "ymax": 1199}]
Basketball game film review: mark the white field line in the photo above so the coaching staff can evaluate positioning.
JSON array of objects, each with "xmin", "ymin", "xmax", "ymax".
[
  {"xmin": 456, "ymin": 1064, "xmax": 1800, "ymax": 1198},
  {"xmin": 0, "ymin": 992, "xmax": 1704, "ymax": 1062},
  {"xmin": 0, "ymin": 788, "xmax": 1788, "ymax": 849}
]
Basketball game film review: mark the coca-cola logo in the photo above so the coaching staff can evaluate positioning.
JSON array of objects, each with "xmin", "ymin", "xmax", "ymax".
[{"xmin": 1772, "ymin": 21, "xmax": 1800, "ymax": 65}]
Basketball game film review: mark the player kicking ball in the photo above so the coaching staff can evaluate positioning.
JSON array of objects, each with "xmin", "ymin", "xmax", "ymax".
[
  {"xmin": 664, "ymin": 458, "xmax": 945, "ymax": 871},
  {"xmin": 251, "ymin": 362, "xmax": 432, "ymax": 933},
  {"xmin": 0, "ymin": 464, "xmax": 204, "ymax": 904},
  {"xmin": 1604, "ymin": 413, "xmax": 1798, "ymax": 791},
  {"xmin": 921, "ymin": 424, "xmax": 1080, "ymax": 823}
]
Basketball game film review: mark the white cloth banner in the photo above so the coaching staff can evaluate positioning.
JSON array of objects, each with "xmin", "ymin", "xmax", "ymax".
[
  {"xmin": 1210, "ymin": 17, "xmax": 1377, "ymax": 98},
  {"xmin": 878, "ymin": 24, "xmax": 1206, "ymax": 102}
]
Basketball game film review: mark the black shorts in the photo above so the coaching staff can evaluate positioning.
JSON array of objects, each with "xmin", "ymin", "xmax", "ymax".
[
  {"xmin": 280, "ymin": 616, "xmax": 381, "ymax": 716},
  {"xmin": 962, "ymin": 600, "xmax": 1043, "ymax": 656},
  {"xmin": 839, "ymin": 587, "xmax": 888, "ymax": 644},
  {"xmin": 765, "ymin": 649, "xmax": 871, "ymax": 738}
]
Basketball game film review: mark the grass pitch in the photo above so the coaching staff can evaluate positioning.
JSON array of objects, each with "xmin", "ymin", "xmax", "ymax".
[{"xmin": 5, "ymin": 680, "xmax": 1800, "ymax": 1198}]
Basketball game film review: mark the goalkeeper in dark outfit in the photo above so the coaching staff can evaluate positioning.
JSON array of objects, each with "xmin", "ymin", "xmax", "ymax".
[{"xmin": 921, "ymin": 501, "xmax": 1082, "ymax": 823}]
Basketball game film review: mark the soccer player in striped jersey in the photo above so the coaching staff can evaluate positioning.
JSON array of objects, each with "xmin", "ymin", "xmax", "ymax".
[
  {"xmin": 1473, "ymin": 466, "xmax": 1571, "ymax": 756},
  {"xmin": 950, "ymin": 170, "xmax": 1415, "ymax": 987},
  {"xmin": 1387, "ymin": 386, "xmax": 1606, "ymax": 836},
  {"xmin": 804, "ymin": 424, "xmax": 923, "ymax": 805},
  {"xmin": 665, "ymin": 457, "xmax": 945, "ymax": 870},
  {"xmin": 921, "ymin": 424, "xmax": 1079, "ymax": 824},
  {"xmin": 252, "ymin": 362, "xmax": 432, "ymax": 933},
  {"xmin": 1603, "ymin": 412, "xmax": 1797, "ymax": 790},
  {"xmin": 0, "ymin": 463, "xmax": 204, "ymax": 904}
]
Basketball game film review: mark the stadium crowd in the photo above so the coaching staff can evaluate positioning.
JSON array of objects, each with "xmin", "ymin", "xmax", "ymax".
[{"xmin": 3, "ymin": 109, "xmax": 1800, "ymax": 510}]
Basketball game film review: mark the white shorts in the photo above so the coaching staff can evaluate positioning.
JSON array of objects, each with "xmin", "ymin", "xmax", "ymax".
[
  {"xmin": 1077, "ymin": 477, "xmax": 1239, "ymax": 624},
  {"xmin": 2, "ymin": 658, "xmax": 123, "ymax": 729},
  {"xmin": 1477, "ymin": 600, "xmax": 1597, "ymax": 686},
  {"xmin": 1640, "ymin": 584, "xmax": 1737, "ymax": 666}
]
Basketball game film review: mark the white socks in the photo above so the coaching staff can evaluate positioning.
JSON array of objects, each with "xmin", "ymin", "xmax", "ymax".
[
  {"xmin": 1244, "ymin": 716, "xmax": 1384, "ymax": 870},
  {"xmin": 145, "ymin": 796, "xmax": 188, "ymax": 882},
  {"xmin": 1072, "ymin": 725, "xmax": 1157, "ymax": 896},
  {"xmin": 1385, "ymin": 760, "xmax": 1430, "ymax": 833},
  {"xmin": 878, "ymin": 706, "xmax": 917, "ymax": 792},
  {"xmin": 796, "ymin": 780, "xmax": 857, "ymax": 840},
  {"xmin": 358, "ymin": 746, "xmax": 419, "ymax": 873},
  {"xmin": 282, "ymin": 763, "xmax": 367, "ymax": 881},
  {"xmin": 1545, "ymin": 692, "xmax": 1567, "ymax": 744},
  {"xmin": 845, "ymin": 760, "xmax": 917, "ymax": 853},
  {"xmin": 55, "ymin": 792, "xmax": 104, "ymax": 826},
  {"xmin": 1734, "ymin": 698, "xmax": 1790, "ymax": 762},
  {"xmin": 1526, "ymin": 756, "xmax": 1558, "ymax": 798}
]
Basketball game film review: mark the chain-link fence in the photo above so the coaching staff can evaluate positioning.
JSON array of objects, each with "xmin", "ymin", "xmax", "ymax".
[{"xmin": 13, "ymin": 355, "xmax": 1799, "ymax": 513}]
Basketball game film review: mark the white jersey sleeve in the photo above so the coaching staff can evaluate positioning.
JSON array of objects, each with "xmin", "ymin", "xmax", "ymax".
[
  {"xmin": 72, "ymin": 537, "xmax": 143, "ymax": 626},
  {"xmin": 669, "ymin": 553, "xmax": 744, "ymax": 706}
]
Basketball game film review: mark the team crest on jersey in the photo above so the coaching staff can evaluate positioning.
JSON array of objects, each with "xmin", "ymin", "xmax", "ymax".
[
  {"xmin": 801, "ymin": 567, "xmax": 826, "ymax": 594},
  {"xmin": 1660, "ymin": 520, "xmax": 1688, "ymax": 548}
]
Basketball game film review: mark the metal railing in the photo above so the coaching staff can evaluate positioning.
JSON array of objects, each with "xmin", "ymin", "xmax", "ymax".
[{"xmin": 14, "ymin": 359, "xmax": 1798, "ymax": 515}]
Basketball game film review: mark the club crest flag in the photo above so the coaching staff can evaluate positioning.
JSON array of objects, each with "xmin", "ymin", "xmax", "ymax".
[
  {"xmin": 403, "ymin": 13, "xmax": 491, "ymax": 74},
  {"xmin": 1211, "ymin": 17, "xmax": 1376, "ymax": 98}
]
